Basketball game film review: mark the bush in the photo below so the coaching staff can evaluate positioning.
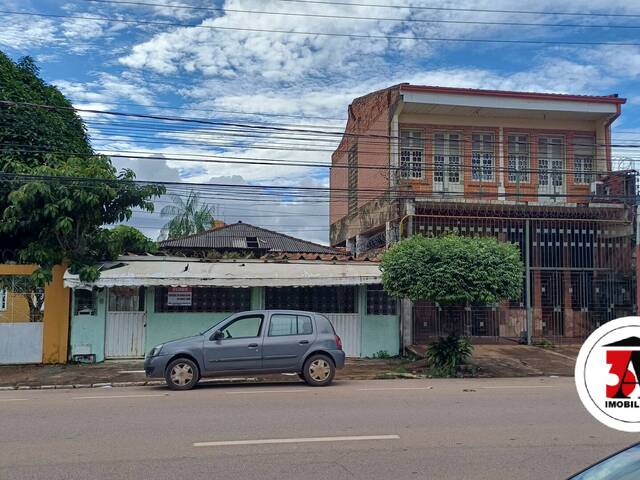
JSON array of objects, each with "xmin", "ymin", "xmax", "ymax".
[
  {"xmin": 426, "ymin": 335, "xmax": 473, "ymax": 375},
  {"xmin": 373, "ymin": 350, "xmax": 391, "ymax": 359}
]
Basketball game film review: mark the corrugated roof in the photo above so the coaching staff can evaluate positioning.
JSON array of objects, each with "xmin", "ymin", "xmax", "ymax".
[
  {"xmin": 158, "ymin": 222, "xmax": 336, "ymax": 254},
  {"xmin": 63, "ymin": 257, "xmax": 381, "ymax": 288}
]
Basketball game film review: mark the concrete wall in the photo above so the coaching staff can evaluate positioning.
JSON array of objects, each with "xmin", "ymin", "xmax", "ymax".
[
  {"xmin": 0, "ymin": 264, "xmax": 69, "ymax": 364},
  {"xmin": 70, "ymin": 288, "xmax": 107, "ymax": 362}
]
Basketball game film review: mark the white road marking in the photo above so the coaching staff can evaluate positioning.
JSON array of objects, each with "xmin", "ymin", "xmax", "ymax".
[
  {"xmin": 117, "ymin": 370, "xmax": 145, "ymax": 374},
  {"xmin": 72, "ymin": 394, "xmax": 168, "ymax": 400},
  {"xmin": 478, "ymin": 385, "xmax": 556, "ymax": 389},
  {"xmin": 193, "ymin": 435, "xmax": 400, "ymax": 447},
  {"xmin": 225, "ymin": 389, "xmax": 311, "ymax": 395},
  {"xmin": 0, "ymin": 398, "xmax": 29, "ymax": 402},
  {"xmin": 358, "ymin": 387, "xmax": 433, "ymax": 391}
]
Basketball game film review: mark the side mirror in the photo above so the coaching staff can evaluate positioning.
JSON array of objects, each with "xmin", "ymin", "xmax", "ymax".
[{"xmin": 210, "ymin": 330, "xmax": 224, "ymax": 341}]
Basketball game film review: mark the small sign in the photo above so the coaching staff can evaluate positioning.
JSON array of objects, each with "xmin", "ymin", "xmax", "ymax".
[{"xmin": 167, "ymin": 287, "xmax": 192, "ymax": 306}]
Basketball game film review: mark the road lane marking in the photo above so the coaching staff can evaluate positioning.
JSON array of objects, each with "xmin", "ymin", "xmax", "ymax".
[
  {"xmin": 225, "ymin": 389, "xmax": 311, "ymax": 395},
  {"xmin": 72, "ymin": 394, "xmax": 168, "ymax": 400},
  {"xmin": 478, "ymin": 385, "xmax": 557, "ymax": 389},
  {"xmin": 0, "ymin": 398, "xmax": 29, "ymax": 402},
  {"xmin": 117, "ymin": 370, "xmax": 145, "ymax": 374},
  {"xmin": 358, "ymin": 387, "xmax": 433, "ymax": 391},
  {"xmin": 193, "ymin": 435, "xmax": 400, "ymax": 447}
]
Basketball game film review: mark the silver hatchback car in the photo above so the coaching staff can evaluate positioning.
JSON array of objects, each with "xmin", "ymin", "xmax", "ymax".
[{"xmin": 144, "ymin": 310, "xmax": 346, "ymax": 390}]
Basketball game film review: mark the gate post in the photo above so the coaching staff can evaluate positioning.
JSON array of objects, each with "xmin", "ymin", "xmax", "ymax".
[{"xmin": 525, "ymin": 219, "xmax": 533, "ymax": 345}]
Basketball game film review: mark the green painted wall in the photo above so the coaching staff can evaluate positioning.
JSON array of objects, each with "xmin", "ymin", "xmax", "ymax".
[
  {"xmin": 69, "ymin": 288, "xmax": 107, "ymax": 362},
  {"xmin": 69, "ymin": 285, "xmax": 399, "ymax": 361},
  {"xmin": 143, "ymin": 288, "xmax": 231, "ymax": 352}
]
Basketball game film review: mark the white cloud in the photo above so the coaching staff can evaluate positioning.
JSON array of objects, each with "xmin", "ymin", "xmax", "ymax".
[{"xmin": 0, "ymin": 15, "xmax": 57, "ymax": 49}]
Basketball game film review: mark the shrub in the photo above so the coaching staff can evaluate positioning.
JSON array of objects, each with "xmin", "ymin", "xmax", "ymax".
[
  {"xmin": 426, "ymin": 334, "xmax": 473, "ymax": 374},
  {"xmin": 373, "ymin": 350, "xmax": 391, "ymax": 359}
]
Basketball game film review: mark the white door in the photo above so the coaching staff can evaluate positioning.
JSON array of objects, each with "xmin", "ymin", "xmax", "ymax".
[
  {"xmin": 105, "ymin": 287, "xmax": 145, "ymax": 358},
  {"xmin": 433, "ymin": 132, "xmax": 463, "ymax": 195},
  {"xmin": 324, "ymin": 313, "xmax": 361, "ymax": 357},
  {"xmin": 538, "ymin": 136, "xmax": 565, "ymax": 201}
]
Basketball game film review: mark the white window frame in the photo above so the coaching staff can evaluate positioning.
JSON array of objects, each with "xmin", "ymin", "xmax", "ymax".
[
  {"xmin": 574, "ymin": 136, "xmax": 595, "ymax": 185},
  {"xmin": 471, "ymin": 133, "xmax": 495, "ymax": 181},
  {"xmin": 507, "ymin": 134, "xmax": 530, "ymax": 183},
  {"xmin": 433, "ymin": 131, "xmax": 462, "ymax": 185},
  {"xmin": 399, "ymin": 129, "xmax": 424, "ymax": 179},
  {"xmin": 0, "ymin": 288, "xmax": 6, "ymax": 311},
  {"xmin": 538, "ymin": 136, "xmax": 566, "ymax": 188}
]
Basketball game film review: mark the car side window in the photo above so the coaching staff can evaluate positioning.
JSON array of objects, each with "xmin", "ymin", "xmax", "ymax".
[
  {"xmin": 571, "ymin": 444, "xmax": 640, "ymax": 480},
  {"xmin": 221, "ymin": 315, "xmax": 263, "ymax": 339},
  {"xmin": 269, "ymin": 314, "xmax": 313, "ymax": 336}
]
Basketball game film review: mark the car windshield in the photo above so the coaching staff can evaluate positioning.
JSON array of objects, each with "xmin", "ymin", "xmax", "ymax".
[{"xmin": 571, "ymin": 444, "xmax": 640, "ymax": 480}]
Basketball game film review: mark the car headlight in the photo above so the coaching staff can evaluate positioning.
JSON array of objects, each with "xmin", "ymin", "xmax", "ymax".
[{"xmin": 148, "ymin": 344, "xmax": 163, "ymax": 357}]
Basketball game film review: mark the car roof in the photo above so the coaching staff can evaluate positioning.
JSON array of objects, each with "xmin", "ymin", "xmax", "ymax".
[{"xmin": 235, "ymin": 309, "xmax": 318, "ymax": 316}]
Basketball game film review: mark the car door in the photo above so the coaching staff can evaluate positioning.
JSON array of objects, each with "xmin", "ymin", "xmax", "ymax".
[
  {"xmin": 203, "ymin": 313, "xmax": 265, "ymax": 372},
  {"xmin": 261, "ymin": 313, "xmax": 316, "ymax": 371}
]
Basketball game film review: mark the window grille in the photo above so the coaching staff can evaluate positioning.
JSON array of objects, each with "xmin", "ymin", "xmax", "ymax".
[
  {"xmin": 507, "ymin": 134, "xmax": 530, "ymax": 182},
  {"xmin": 539, "ymin": 136, "xmax": 565, "ymax": 187},
  {"xmin": 433, "ymin": 132, "xmax": 461, "ymax": 184},
  {"xmin": 400, "ymin": 130, "xmax": 424, "ymax": 179},
  {"xmin": 366, "ymin": 285, "xmax": 397, "ymax": 315},
  {"xmin": 74, "ymin": 290, "xmax": 97, "ymax": 315},
  {"xmin": 472, "ymin": 133, "xmax": 495, "ymax": 181},
  {"xmin": 574, "ymin": 136, "xmax": 595, "ymax": 184},
  {"xmin": 265, "ymin": 286, "xmax": 357, "ymax": 313}
]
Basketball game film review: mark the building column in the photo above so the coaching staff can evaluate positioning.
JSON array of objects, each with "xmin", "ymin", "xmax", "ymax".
[
  {"xmin": 346, "ymin": 237, "xmax": 356, "ymax": 256},
  {"xmin": 498, "ymin": 127, "xmax": 506, "ymax": 199},
  {"xmin": 251, "ymin": 287, "xmax": 265, "ymax": 310},
  {"xmin": 405, "ymin": 199, "xmax": 416, "ymax": 238},
  {"xmin": 385, "ymin": 221, "xmax": 396, "ymax": 246},
  {"xmin": 355, "ymin": 234, "xmax": 370, "ymax": 256}
]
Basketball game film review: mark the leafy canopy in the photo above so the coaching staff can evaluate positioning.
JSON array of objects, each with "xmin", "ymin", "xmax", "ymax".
[
  {"xmin": 107, "ymin": 225, "xmax": 157, "ymax": 256},
  {"xmin": 159, "ymin": 191, "xmax": 215, "ymax": 240},
  {"xmin": 380, "ymin": 234, "xmax": 524, "ymax": 305},
  {"xmin": 0, "ymin": 51, "xmax": 164, "ymax": 285}
]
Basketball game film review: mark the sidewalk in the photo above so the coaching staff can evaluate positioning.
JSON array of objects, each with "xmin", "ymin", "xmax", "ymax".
[{"xmin": 0, "ymin": 344, "xmax": 578, "ymax": 389}]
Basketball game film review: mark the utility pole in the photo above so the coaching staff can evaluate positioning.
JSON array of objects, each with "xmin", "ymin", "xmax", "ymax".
[{"xmin": 525, "ymin": 219, "xmax": 533, "ymax": 345}]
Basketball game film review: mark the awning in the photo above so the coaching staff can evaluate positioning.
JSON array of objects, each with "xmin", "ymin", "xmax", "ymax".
[{"xmin": 63, "ymin": 257, "xmax": 383, "ymax": 289}]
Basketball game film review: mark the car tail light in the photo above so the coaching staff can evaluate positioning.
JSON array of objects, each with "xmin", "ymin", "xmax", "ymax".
[{"xmin": 335, "ymin": 335, "xmax": 343, "ymax": 351}]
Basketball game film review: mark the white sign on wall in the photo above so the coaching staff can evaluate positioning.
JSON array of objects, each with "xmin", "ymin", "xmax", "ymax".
[{"xmin": 167, "ymin": 287, "xmax": 192, "ymax": 306}]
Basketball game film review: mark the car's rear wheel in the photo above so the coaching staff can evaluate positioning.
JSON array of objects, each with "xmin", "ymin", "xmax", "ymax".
[
  {"xmin": 302, "ymin": 354, "xmax": 335, "ymax": 386},
  {"xmin": 165, "ymin": 358, "xmax": 199, "ymax": 390}
]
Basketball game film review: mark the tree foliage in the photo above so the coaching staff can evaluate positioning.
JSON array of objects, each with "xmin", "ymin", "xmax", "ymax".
[
  {"xmin": 107, "ymin": 225, "xmax": 157, "ymax": 256},
  {"xmin": 159, "ymin": 191, "xmax": 215, "ymax": 240},
  {"xmin": 0, "ymin": 52, "xmax": 164, "ymax": 285},
  {"xmin": 380, "ymin": 235, "xmax": 524, "ymax": 305}
]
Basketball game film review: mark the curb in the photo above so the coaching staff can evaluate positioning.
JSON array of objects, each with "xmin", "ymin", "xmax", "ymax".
[{"xmin": 0, "ymin": 377, "xmax": 265, "ymax": 391}]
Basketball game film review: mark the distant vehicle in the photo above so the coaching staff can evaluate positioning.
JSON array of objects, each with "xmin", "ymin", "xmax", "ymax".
[
  {"xmin": 144, "ymin": 310, "xmax": 345, "ymax": 390},
  {"xmin": 569, "ymin": 443, "xmax": 640, "ymax": 479}
]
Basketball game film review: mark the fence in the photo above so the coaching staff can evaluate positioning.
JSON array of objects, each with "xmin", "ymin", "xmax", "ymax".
[{"xmin": 406, "ymin": 213, "xmax": 636, "ymax": 344}]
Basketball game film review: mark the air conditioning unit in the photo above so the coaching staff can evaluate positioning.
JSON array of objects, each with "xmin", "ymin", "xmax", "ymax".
[{"xmin": 590, "ymin": 181, "xmax": 605, "ymax": 196}]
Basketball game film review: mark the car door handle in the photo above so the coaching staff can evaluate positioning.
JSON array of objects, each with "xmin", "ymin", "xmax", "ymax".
[
  {"xmin": 248, "ymin": 343, "xmax": 259, "ymax": 348},
  {"xmin": 299, "ymin": 340, "xmax": 309, "ymax": 345}
]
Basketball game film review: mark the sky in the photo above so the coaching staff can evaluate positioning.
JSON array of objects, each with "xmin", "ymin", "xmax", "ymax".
[{"xmin": 1, "ymin": 0, "xmax": 640, "ymax": 244}]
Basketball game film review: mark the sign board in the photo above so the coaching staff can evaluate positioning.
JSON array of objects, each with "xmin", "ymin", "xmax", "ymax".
[{"xmin": 167, "ymin": 287, "xmax": 192, "ymax": 306}]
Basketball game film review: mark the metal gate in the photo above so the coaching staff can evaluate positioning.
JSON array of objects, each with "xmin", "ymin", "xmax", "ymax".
[
  {"xmin": 324, "ymin": 313, "xmax": 361, "ymax": 357},
  {"xmin": 105, "ymin": 287, "xmax": 145, "ymax": 359}
]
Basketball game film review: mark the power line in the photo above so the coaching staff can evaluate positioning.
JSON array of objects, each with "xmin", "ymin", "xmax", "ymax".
[
  {"xmin": 272, "ymin": 0, "xmax": 640, "ymax": 19},
  {"xmin": 3, "ymin": 10, "xmax": 640, "ymax": 46},
  {"xmin": 81, "ymin": 0, "xmax": 640, "ymax": 30},
  {"xmin": 1, "ymin": 172, "xmax": 637, "ymax": 202},
  {"xmin": 2, "ymin": 101, "xmax": 635, "ymax": 148},
  {"xmin": 3, "ymin": 146, "xmax": 636, "ymax": 178}
]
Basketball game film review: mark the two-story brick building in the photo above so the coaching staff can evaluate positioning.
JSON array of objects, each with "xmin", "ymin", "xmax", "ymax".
[{"xmin": 330, "ymin": 84, "xmax": 637, "ymax": 346}]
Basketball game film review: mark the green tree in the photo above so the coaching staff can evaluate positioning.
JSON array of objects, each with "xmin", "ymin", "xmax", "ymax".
[
  {"xmin": 0, "ymin": 52, "xmax": 164, "ymax": 284},
  {"xmin": 107, "ymin": 225, "xmax": 158, "ymax": 256},
  {"xmin": 159, "ymin": 191, "xmax": 215, "ymax": 240},
  {"xmin": 380, "ymin": 235, "xmax": 523, "ymax": 305}
]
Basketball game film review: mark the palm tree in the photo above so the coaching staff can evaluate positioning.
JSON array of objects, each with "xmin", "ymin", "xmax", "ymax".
[{"xmin": 159, "ymin": 192, "xmax": 215, "ymax": 240}]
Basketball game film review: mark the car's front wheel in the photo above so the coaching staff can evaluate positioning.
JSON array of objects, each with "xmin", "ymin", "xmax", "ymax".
[
  {"xmin": 165, "ymin": 358, "xmax": 199, "ymax": 390},
  {"xmin": 302, "ymin": 354, "xmax": 335, "ymax": 386}
]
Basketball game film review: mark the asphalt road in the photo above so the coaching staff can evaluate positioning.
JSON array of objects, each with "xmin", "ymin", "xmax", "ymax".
[{"xmin": 0, "ymin": 377, "xmax": 636, "ymax": 479}]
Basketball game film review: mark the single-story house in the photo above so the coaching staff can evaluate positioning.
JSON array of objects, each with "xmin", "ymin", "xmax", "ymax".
[
  {"xmin": 64, "ymin": 256, "xmax": 398, "ymax": 360},
  {"xmin": 65, "ymin": 222, "xmax": 399, "ymax": 360}
]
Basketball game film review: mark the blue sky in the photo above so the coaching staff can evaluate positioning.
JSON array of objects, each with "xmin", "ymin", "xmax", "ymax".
[{"xmin": 2, "ymin": 0, "xmax": 640, "ymax": 243}]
